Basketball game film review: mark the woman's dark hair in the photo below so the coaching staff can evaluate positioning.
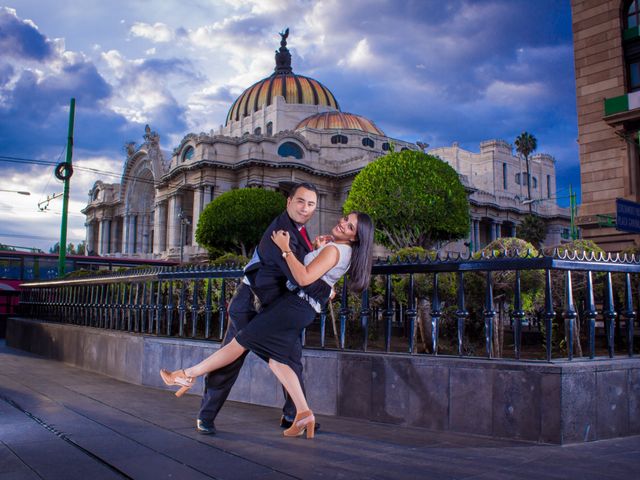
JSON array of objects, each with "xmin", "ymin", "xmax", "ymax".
[{"xmin": 347, "ymin": 212, "xmax": 374, "ymax": 294}]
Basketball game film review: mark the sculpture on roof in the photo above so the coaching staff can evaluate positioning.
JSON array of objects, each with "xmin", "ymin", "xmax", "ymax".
[{"xmin": 274, "ymin": 27, "xmax": 292, "ymax": 74}]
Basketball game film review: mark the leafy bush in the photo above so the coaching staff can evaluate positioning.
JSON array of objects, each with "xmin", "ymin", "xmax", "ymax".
[
  {"xmin": 209, "ymin": 252, "xmax": 249, "ymax": 268},
  {"xmin": 343, "ymin": 150, "xmax": 469, "ymax": 249},
  {"xmin": 196, "ymin": 188, "xmax": 286, "ymax": 257},
  {"xmin": 516, "ymin": 215, "xmax": 546, "ymax": 248}
]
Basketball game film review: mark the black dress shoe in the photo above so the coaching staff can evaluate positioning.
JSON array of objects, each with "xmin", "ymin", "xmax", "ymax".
[
  {"xmin": 280, "ymin": 415, "xmax": 320, "ymax": 432},
  {"xmin": 196, "ymin": 418, "xmax": 217, "ymax": 435}
]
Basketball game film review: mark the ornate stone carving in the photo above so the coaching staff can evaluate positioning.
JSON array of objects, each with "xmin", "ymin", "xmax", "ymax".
[
  {"xmin": 144, "ymin": 124, "xmax": 160, "ymax": 146},
  {"xmin": 125, "ymin": 142, "xmax": 136, "ymax": 156}
]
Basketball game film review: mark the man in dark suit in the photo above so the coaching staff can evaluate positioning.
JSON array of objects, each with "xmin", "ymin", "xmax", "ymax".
[{"xmin": 196, "ymin": 182, "xmax": 330, "ymax": 434}]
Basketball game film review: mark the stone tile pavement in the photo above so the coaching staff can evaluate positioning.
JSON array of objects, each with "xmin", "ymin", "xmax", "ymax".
[{"xmin": 1, "ymin": 340, "xmax": 639, "ymax": 480}]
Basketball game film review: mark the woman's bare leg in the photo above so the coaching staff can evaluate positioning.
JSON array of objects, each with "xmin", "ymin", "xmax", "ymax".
[
  {"xmin": 268, "ymin": 359, "xmax": 309, "ymax": 414},
  {"xmin": 184, "ymin": 339, "xmax": 247, "ymax": 378}
]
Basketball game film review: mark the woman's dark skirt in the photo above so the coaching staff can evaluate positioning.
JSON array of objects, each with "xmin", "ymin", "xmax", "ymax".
[{"xmin": 235, "ymin": 292, "xmax": 317, "ymax": 368}]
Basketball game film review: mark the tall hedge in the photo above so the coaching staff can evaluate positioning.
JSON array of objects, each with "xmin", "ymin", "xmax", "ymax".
[
  {"xmin": 343, "ymin": 150, "xmax": 470, "ymax": 249},
  {"xmin": 196, "ymin": 188, "xmax": 286, "ymax": 257}
]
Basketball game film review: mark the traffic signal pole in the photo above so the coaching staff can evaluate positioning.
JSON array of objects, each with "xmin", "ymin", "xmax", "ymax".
[{"xmin": 58, "ymin": 98, "xmax": 75, "ymax": 276}]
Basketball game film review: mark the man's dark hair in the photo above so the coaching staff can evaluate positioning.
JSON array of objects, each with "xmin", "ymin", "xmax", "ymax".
[{"xmin": 288, "ymin": 182, "xmax": 318, "ymax": 198}]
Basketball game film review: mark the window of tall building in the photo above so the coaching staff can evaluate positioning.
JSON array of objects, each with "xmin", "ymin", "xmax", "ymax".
[
  {"xmin": 502, "ymin": 163, "xmax": 507, "ymax": 189},
  {"xmin": 547, "ymin": 175, "xmax": 551, "ymax": 198},
  {"xmin": 277, "ymin": 142, "xmax": 303, "ymax": 159},
  {"xmin": 624, "ymin": 1, "xmax": 640, "ymax": 92},
  {"xmin": 626, "ymin": 0, "xmax": 640, "ymax": 28},
  {"xmin": 266, "ymin": 122, "xmax": 273, "ymax": 136},
  {"xmin": 182, "ymin": 146, "xmax": 194, "ymax": 162},
  {"xmin": 254, "ymin": 127, "xmax": 261, "ymax": 135},
  {"xmin": 331, "ymin": 134, "xmax": 348, "ymax": 144},
  {"xmin": 630, "ymin": 62, "xmax": 640, "ymax": 91},
  {"xmin": 382, "ymin": 142, "xmax": 390, "ymax": 151},
  {"xmin": 362, "ymin": 138, "xmax": 374, "ymax": 148},
  {"xmin": 515, "ymin": 172, "xmax": 537, "ymax": 187}
]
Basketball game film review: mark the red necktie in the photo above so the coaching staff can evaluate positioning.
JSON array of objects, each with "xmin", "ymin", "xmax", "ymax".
[{"xmin": 299, "ymin": 226, "xmax": 313, "ymax": 250}]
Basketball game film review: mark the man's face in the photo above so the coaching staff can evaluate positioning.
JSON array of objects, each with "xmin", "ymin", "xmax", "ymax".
[{"xmin": 286, "ymin": 187, "xmax": 317, "ymax": 225}]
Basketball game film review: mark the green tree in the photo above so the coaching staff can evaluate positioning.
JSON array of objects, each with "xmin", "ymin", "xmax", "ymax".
[
  {"xmin": 343, "ymin": 150, "xmax": 469, "ymax": 249},
  {"xmin": 517, "ymin": 214, "xmax": 546, "ymax": 248},
  {"xmin": 514, "ymin": 131, "xmax": 537, "ymax": 212},
  {"xmin": 196, "ymin": 188, "xmax": 286, "ymax": 257}
]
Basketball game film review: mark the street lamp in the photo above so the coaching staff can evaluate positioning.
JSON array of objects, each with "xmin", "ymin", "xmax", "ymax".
[
  {"xmin": 178, "ymin": 210, "xmax": 191, "ymax": 264},
  {"xmin": 0, "ymin": 189, "xmax": 30, "ymax": 196},
  {"xmin": 521, "ymin": 185, "xmax": 578, "ymax": 240}
]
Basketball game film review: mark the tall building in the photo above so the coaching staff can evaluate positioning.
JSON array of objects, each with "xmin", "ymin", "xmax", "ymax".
[
  {"xmin": 571, "ymin": 0, "xmax": 640, "ymax": 250},
  {"xmin": 83, "ymin": 33, "xmax": 568, "ymax": 261}
]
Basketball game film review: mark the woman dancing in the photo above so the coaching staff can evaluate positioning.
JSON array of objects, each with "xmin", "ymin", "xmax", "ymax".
[{"xmin": 160, "ymin": 212, "xmax": 374, "ymax": 439}]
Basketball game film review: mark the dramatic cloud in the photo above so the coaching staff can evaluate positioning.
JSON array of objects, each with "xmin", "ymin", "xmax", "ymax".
[
  {"xmin": 0, "ymin": 7, "xmax": 53, "ymax": 60},
  {"xmin": 130, "ymin": 22, "xmax": 174, "ymax": 43},
  {"xmin": 0, "ymin": 0, "xmax": 579, "ymax": 250}
]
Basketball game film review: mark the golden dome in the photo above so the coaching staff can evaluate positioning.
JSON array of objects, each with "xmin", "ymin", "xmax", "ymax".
[
  {"xmin": 225, "ymin": 74, "xmax": 339, "ymax": 125},
  {"xmin": 295, "ymin": 112, "xmax": 385, "ymax": 136},
  {"xmin": 225, "ymin": 30, "xmax": 339, "ymax": 125}
]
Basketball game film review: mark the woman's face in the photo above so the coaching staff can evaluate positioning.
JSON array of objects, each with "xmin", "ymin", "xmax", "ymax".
[{"xmin": 331, "ymin": 213, "xmax": 358, "ymax": 243}]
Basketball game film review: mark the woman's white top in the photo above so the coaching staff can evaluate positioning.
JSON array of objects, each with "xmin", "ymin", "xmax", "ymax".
[
  {"xmin": 292, "ymin": 242, "xmax": 352, "ymax": 313},
  {"xmin": 303, "ymin": 242, "xmax": 352, "ymax": 287}
]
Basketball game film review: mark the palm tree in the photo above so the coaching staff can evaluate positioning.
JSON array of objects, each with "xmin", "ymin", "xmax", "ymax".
[{"xmin": 514, "ymin": 131, "xmax": 537, "ymax": 213}]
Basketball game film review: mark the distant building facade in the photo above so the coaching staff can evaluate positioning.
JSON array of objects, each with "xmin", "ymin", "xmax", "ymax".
[
  {"xmin": 83, "ymin": 33, "xmax": 568, "ymax": 261},
  {"xmin": 571, "ymin": 0, "xmax": 640, "ymax": 250},
  {"xmin": 430, "ymin": 141, "xmax": 569, "ymax": 251}
]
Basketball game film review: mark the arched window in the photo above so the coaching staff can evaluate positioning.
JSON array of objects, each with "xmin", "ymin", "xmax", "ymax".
[
  {"xmin": 624, "ymin": 1, "xmax": 640, "ymax": 91},
  {"xmin": 331, "ymin": 134, "xmax": 348, "ymax": 144},
  {"xmin": 277, "ymin": 142, "xmax": 304, "ymax": 159},
  {"xmin": 532, "ymin": 176, "xmax": 538, "ymax": 189},
  {"xmin": 362, "ymin": 138, "xmax": 374, "ymax": 148},
  {"xmin": 266, "ymin": 122, "xmax": 273, "ymax": 136},
  {"xmin": 515, "ymin": 173, "xmax": 521, "ymax": 185},
  {"xmin": 626, "ymin": 0, "xmax": 640, "ymax": 28},
  {"xmin": 182, "ymin": 146, "xmax": 194, "ymax": 162},
  {"xmin": 254, "ymin": 127, "xmax": 262, "ymax": 135},
  {"xmin": 382, "ymin": 142, "xmax": 390, "ymax": 151},
  {"xmin": 400, "ymin": 147, "xmax": 409, "ymax": 151}
]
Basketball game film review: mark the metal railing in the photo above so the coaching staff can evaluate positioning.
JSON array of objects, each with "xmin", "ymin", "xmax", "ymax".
[{"xmin": 16, "ymin": 250, "xmax": 640, "ymax": 362}]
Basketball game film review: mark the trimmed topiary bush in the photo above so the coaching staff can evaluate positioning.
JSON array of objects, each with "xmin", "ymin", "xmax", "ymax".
[
  {"xmin": 196, "ymin": 188, "xmax": 286, "ymax": 257},
  {"xmin": 343, "ymin": 150, "xmax": 470, "ymax": 250}
]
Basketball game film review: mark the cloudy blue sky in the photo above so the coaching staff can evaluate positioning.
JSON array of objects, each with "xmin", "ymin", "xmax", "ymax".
[{"xmin": 0, "ymin": 0, "xmax": 577, "ymax": 251}]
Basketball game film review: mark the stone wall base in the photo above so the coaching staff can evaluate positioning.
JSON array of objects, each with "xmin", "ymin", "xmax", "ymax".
[{"xmin": 7, "ymin": 317, "xmax": 640, "ymax": 444}]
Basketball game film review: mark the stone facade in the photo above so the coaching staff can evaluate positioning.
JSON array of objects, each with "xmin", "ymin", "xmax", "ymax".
[
  {"xmin": 430, "ymin": 140, "xmax": 569, "ymax": 250},
  {"xmin": 571, "ymin": 0, "xmax": 640, "ymax": 250}
]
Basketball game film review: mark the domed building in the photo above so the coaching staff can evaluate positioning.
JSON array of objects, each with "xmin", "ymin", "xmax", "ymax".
[
  {"xmin": 82, "ymin": 32, "xmax": 416, "ymax": 260},
  {"xmin": 83, "ymin": 32, "xmax": 570, "ymax": 260}
]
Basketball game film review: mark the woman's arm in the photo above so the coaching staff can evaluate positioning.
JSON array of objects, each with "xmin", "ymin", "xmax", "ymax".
[{"xmin": 271, "ymin": 230, "xmax": 339, "ymax": 286}]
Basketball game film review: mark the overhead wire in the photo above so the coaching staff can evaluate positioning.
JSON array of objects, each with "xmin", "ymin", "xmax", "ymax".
[
  {"xmin": 1, "ymin": 152, "xmax": 199, "ymax": 245},
  {"xmin": 0, "ymin": 154, "xmax": 185, "ymax": 188}
]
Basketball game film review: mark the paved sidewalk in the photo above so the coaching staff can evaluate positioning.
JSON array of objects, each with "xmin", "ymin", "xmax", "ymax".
[{"xmin": 1, "ymin": 341, "xmax": 639, "ymax": 480}]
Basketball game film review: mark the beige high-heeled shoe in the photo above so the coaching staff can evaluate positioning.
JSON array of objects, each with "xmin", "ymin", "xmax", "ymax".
[
  {"xmin": 160, "ymin": 369, "xmax": 194, "ymax": 397},
  {"xmin": 283, "ymin": 410, "xmax": 315, "ymax": 439}
]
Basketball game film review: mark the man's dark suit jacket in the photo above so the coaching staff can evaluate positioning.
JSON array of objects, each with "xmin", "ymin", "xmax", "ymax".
[{"xmin": 245, "ymin": 211, "xmax": 331, "ymax": 306}]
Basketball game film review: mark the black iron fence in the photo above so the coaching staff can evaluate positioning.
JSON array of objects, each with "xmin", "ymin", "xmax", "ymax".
[{"xmin": 16, "ymin": 250, "xmax": 640, "ymax": 362}]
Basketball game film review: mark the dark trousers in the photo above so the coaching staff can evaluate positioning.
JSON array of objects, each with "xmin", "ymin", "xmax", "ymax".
[{"xmin": 197, "ymin": 283, "xmax": 301, "ymax": 423}]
